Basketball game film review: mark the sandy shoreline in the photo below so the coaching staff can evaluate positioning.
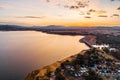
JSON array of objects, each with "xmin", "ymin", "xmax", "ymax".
[{"xmin": 25, "ymin": 50, "xmax": 88, "ymax": 80}]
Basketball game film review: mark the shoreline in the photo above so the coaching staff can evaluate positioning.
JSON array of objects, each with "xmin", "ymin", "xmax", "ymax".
[
  {"xmin": 25, "ymin": 35, "xmax": 95, "ymax": 80},
  {"xmin": 25, "ymin": 50, "xmax": 88, "ymax": 80}
]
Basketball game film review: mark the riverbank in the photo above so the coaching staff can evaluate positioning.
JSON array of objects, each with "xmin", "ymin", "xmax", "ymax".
[{"xmin": 25, "ymin": 50, "xmax": 88, "ymax": 80}]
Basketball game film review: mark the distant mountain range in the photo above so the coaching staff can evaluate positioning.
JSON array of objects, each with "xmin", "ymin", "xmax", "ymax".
[
  {"xmin": 0, "ymin": 24, "xmax": 120, "ymax": 31},
  {"xmin": 0, "ymin": 25, "xmax": 29, "ymax": 31}
]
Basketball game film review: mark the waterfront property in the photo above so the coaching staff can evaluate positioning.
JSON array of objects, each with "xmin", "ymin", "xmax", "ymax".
[{"xmin": 92, "ymin": 44, "xmax": 109, "ymax": 49}]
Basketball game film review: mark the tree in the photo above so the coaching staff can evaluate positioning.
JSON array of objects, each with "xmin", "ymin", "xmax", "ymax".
[
  {"xmin": 85, "ymin": 69, "xmax": 103, "ymax": 80},
  {"xmin": 55, "ymin": 73, "xmax": 65, "ymax": 80}
]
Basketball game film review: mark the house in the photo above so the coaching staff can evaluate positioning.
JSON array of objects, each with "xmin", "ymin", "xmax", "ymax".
[
  {"xmin": 92, "ymin": 44, "xmax": 109, "ymax": 49},
  {"xmin": 109, "ymin": 48, "xmax": 117, "ymax": 52}
]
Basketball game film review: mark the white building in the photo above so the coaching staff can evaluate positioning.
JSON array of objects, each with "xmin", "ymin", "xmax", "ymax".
[
  {"xmin": 109, "ymin": 48, "xmax": 117, "ymax": 52},
  {"xmin": 92, "ymin": 44, "xmax": 109, "ymax": 49}
]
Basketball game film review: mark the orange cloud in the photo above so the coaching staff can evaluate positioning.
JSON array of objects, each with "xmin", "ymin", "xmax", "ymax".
[
  {"xmin": 112, "ymin": 14, "xmax": 119, "ymax": 16},
  {"xmin": 0, "ymin": 5, "xmax": 12, "ymax": 10},
  {"xmin": 46, "ymin": 0, "xmax": 89, "ymax": 9},
  {"xmin": 16, "ymin": 16, "xmax": 45, "ymax": 19},
  {"xmin": 88, "ymin": 9, "xmax": 107, "ymax": 15},
  {"xmin": 98, "ymin": 15, "xmax": 108, "ymax": 17},
  {"xmin": 117, "ymin": 6, "xmax": 120, "ymax": 10},
  {"xmin": 84, "ymin": 16, "xmax": 91, "ymax": 18}
]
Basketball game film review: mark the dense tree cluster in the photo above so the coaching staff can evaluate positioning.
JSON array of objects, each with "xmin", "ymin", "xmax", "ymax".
[
  {"xmin": 96, "ymin": 34, "xmax": 120, "ymax": 48},
  {"xmin": 96, "ymin": 34, "xmax": 120, "ymax": 60}
]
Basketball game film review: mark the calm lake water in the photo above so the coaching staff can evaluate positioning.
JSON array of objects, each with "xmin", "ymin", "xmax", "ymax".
[{"xmin": 0, "ymin": 31, "xmax": 89, "ymax": 80}]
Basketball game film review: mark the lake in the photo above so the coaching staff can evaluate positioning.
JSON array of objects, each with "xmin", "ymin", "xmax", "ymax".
[{"xmin": 0, "ymin": 31, "xmax": 89, "ymax": 80}]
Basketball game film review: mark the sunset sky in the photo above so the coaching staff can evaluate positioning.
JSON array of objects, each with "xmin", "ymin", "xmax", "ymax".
[{"xmin": 0, "ymin": 0, "xmax": 120, "ymax": 27}]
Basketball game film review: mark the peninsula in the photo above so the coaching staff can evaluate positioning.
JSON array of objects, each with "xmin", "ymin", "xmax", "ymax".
[{"xmin": 24, "ymin": 28, "xmax": 120, "ymax": 80}]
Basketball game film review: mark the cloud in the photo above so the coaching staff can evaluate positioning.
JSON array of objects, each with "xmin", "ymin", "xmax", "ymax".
[
  {"xmin": 87, "ymin": 9, "xmax": 106, "ymax": 15},
  {"xmin": 110, "ymin": 0, "xmax": 120, "ymax": 1},
  {"xmin": 46, "ymin": 0, "xmax": 50, "ymax": 2},
  {"xmin": 46, "ymin": 0, "xmax": 89, "ymax": 10},
  {"xmin": 112, "ymin": 14, "xmax": 119, "ymax": 16},
  {"xmin": 69, "ymin": 6, "xmax": 79, "ymax": 9},
  {"xmin": 84, "ymin": 16, "xmax": 91, "ymax": 18},
  {"xmin": 89, "ymin": 9, "xmax": 96, "ymax": 12},
  {"xmin": 98, "ymin": 15, "xmax": 108, "ymax": 17},
  {"xmin": 86, "ymin": 12, "xmax": 91, "ymax": 15},
  {"xmin": 0, "ymin": 6, "xmax": 4, "ymax": 9},
  {"xmin": 0, "ymin": 5, "xmax": 12, "ymax": 10},
  {"xmin": 79, "ymin": 12, "xmax": 85, "ymax": 15},
  {"xmin": 111, "ymin": 0, "xmax": 115, "ymax": 1},
  {"xmin": 64, "ymin": 1, "xmax": 89, "ymax": 9},
  {"xmin": 16, "ymin": 16, "xmax": 45, "ymax": 19},
  {"xmin": 96, "ymin": 10, "xmax": 106, "ymax": 14},
  {"xmin": 117, "ymin": 7, "xmax": 120, "ymax": 10}
]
